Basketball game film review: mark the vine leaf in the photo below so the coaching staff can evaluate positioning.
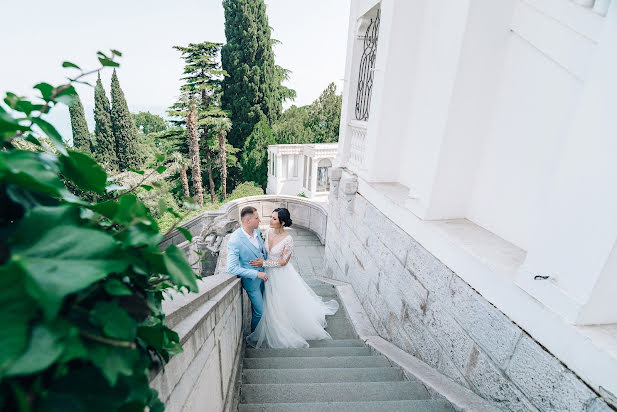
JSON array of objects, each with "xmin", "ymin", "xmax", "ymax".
[
  {"xmin": 0, "ymin": 262, "xmax": 37, "ymax": 376},
  {"xmin": 5, "ymin": 325, "xmax": 64, "ymax": 376},
  {"xmin": 10, "ymin": 206, "xmax": 131, "ymax": 318},
  {"xmin": 59, "ymin": 150, "xmax": 108, "ymax": 194},
  {"xmin": 163, "ymin": 245, "xmax": 198, "ymax": 292}
]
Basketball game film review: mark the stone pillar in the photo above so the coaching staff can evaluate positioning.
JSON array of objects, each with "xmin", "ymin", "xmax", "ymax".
[
  {"xmin": 330, "ymin": 167, "xmax": 343, "ymax": 200},
  {"xmin": 515, "ymin": 1, "xmax": 617, "ymax": 324}
]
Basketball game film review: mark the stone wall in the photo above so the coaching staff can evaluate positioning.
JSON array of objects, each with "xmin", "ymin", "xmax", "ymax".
[
  {"xmin": 150, "ymin": 253, "xmax": 251, "ymax": 411},
  {"xmin": 324, "ymin": 170, "xmax": 611, "ymax": 411}
]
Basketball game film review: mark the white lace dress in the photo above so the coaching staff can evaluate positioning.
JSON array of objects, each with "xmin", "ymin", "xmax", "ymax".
[{"xmin": 246, "ymin": 229, "xmax": 339, "ymax": 348}]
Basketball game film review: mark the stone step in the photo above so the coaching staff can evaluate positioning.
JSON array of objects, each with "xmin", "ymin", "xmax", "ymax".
[
  {"xmin": 242, "ymin": 367, "xmax": 405, "ymax": 384},
  {"xmin": 245, "ymin": 347, "xmax": 371, "ymax": 358},
  {"xmin": 239, "ymin": 400, "xmax": 455, "ymax": 412},
  {"xmin": 239, "ymin": 381, "xmax": 431, "ymax": 404},
  {"xmin": 306, "ymin": 339, "xmax": 364, "ymax": 348},
  {"xmin": 309, "ymin": 285, "xmax": 337, "ymax": 296},
  {"xmin": 244, "ymin": 355, "xmax": 391, "ymax": 370},
  {"xmin": 325, "ymin": 318, "xmax": 357, "ymax": 339}
]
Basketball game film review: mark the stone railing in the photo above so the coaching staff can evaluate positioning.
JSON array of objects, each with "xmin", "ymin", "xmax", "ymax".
[
  {"xmin": 150, "ymin": 269, "xmax": 250, "ymax": 412},
  {"xmin": 348, "ymin": 120, "xmax": 368, "ymax": 173}
]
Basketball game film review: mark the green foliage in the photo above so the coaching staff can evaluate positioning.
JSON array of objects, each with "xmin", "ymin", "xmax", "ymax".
[
  {"xmin": 305, "ymin": 82, "xmax": 342, "ymax": 143},
  {"xmin": 273, "ymin": 82, "xmax": 342, "ymax": 144},
  {"xmin": 68, "ymin": 94, "xmax": 91, "ymax": 153},
  {"xmin": 221, "ymin": 0, "xmax": 294, "ymax": 150},
  {"xmin": 0, "ymin": 53, "xmax": 198, "ymax": 411},
  {"xmin": 111, "ymin": 69, "xmax": 140, "ymax": 171},
  {"xmin": 132, "ymin": 112, "xmax": 169, "ymax": 135},
  {"xmin": 272, "ymin": 105, "xmax": 313, "ymax": 144},
  {"xmin": 156, "ymin": 181, "xmax": 264, "ymax": 234},
  {"xmin": 94, "ymin": 74, "xmax": 117, "ymax": 169},
  {"xmin": 241, "ymin": 117, "xmax": 275, "ymax": 190}
]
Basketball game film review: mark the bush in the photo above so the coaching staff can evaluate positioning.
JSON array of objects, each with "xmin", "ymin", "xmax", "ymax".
[{"xmin": 0, "ymin": 53, "xmax": 198, "ymax": 411}]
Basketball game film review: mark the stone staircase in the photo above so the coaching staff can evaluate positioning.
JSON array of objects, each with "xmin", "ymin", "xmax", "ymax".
[{"xmin": 238, "ymin": 280, "xmax": 455, "ymax": 411}]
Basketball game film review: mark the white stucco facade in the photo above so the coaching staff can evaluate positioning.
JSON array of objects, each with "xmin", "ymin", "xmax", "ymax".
[
  {"xmin": 266, "ymin": 143, "xmax": 338, "ymax": 202},
  {"xmin": 330, "ymin": 0, "xmax": 617, "ymax": 409}
]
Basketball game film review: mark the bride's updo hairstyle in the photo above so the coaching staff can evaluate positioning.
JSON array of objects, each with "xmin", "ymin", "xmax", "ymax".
[{"xmin": 273, "ymin": 208, "xmax": 293, "ymax": 228}]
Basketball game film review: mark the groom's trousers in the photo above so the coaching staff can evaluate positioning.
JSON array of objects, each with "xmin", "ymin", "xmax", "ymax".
[{"xmin": 246, "ymin": 281, "xmax": 265, "ymax": 332}]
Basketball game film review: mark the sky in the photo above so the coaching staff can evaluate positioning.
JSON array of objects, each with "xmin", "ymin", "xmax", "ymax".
[{"xmin": 1, "ymin": 0, "xmax": 351, "ymax": 140}]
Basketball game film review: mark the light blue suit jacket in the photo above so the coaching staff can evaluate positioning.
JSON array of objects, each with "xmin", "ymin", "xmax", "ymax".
[{"xmin": 226, "ymin": 227, "xmax": 267, "ymax": 292}]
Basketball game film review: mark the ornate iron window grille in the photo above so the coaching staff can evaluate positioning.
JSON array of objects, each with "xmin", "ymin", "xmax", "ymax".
[{"xmin": 355, "ymin": 9, "xmax": 380, "ymax": 121}]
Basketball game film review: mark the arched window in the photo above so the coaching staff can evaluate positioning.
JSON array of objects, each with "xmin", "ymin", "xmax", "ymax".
[
  {"xmin": 355, "ymin": 8, "xmax": 380, "ymax": 121},
  {"xmin": 316, "ymin": 159, "xmax": 332, "ymax": 192}
]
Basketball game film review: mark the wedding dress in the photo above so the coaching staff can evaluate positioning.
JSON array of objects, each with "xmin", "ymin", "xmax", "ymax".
[{"xmin": 246, "ymin": 228, "xmax": 339, "ymax": 348}]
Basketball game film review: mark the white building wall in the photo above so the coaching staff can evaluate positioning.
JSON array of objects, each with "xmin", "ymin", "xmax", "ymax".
[{"xmin": 332, "ymin": 0, "xmax": 617, "ymax": 408}]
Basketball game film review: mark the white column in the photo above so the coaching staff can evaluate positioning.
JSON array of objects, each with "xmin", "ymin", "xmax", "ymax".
[
  {"xmin": 361, "ymin": 0, "xmax": 426, "ymax": 183},
  {"xmin": 515, "ymin": 2, "xmax": 617, "ymax": 324},
  {"xmin": 413, "ymin": 0, "xmax": 516, "ymax": 220}
]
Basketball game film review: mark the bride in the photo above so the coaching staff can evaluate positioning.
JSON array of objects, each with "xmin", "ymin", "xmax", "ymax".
[{"xmin": 246, "ymin": 208, "xmax": 339, "ymax": 348}]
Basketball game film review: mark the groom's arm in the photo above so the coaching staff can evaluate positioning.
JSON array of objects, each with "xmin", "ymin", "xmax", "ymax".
[{"xmin": 226, "ymin": 239, "xmax": 259, "ymax": 280}]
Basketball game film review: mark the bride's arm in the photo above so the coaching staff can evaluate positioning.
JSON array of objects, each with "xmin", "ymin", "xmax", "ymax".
[{"xmin": 262, "ymin": 238, "xmax": 293, "ymax": 267}]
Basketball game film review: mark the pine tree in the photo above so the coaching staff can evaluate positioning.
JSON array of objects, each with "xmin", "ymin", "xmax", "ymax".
[
  {"xmin": 110, "ymin": 69, "xmax": 140, "ymax": 170},
  {"xmin": 68, "ymin": 94, "xmax": 91, "ymax": 153},
  {"xmin": 94, "ymin": 74, "xmax": 116, "ymax": 168},
  {"xmin": 241, "ymin": 116, "xmax": 275, "ymax": 190},
  {"xmin": 186, "ymin": 100, "xmax": 204, "ymax": 206},
  {"xmin": 221, "ymin": 0, "xmax": 295, "ymax": 150}
]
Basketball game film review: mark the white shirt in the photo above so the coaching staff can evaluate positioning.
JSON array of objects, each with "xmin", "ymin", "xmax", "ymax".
[{"xmin": 242, "ymin": 228, "xmax": 260, "ymax": 250}]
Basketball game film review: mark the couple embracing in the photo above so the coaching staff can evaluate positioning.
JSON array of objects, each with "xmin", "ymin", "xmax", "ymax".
[{"xmin": 226, "ymin": 206, "xmax": 339, "ymax": 348}]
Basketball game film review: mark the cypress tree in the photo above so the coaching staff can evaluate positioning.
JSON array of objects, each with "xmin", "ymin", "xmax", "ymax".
[
  {"xmin": 110, "ymin": 69, "xmax": 139, "ymax": 170},
  {"xmin": 241, "ymin": 116, "xmax": 275, "ymax": 190},
  {"xmin": 94, "ymin": 74, "xmax": 116, "ymax": 168},
  {"xmin": 68, "ymin": 94, "xmax": 91, "ymax": 153},
  {"xmin": 221, "ymin": 0, "xmax": 293, "ymax": 150}
]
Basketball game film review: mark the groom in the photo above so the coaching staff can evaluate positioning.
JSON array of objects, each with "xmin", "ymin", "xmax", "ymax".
[{"xmin": 226, "ymin": 206, "xmax": 268, "ymax": 332}]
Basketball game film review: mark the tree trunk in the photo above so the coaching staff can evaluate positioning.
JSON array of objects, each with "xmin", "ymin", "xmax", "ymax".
[
  {"xmin": 205, "ymin": 151, "xmax": 216, "ymax": 203},
  {"xmin": 187, "ymin": 106, "xmax": 203, "ymax": 206},
  {"xmin": 180, "ymin": 165, "xmax": 190, "ymax": 198},
  {"xmin": 218, "ymin": 130, "xmax": 228, "ymax": 200}
]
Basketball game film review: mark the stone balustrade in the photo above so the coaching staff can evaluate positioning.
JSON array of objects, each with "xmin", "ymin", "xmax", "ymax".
[{"xmin": 150, "ymin": 269, "xmax": 250, "ymax": 412}]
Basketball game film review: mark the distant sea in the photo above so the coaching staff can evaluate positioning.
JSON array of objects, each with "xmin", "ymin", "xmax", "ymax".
[{"xmin": 44, "ymin": 104, "xmax": 171, "ymax": 146}]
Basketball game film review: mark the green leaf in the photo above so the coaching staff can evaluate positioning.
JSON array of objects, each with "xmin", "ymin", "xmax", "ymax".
[
  {"xmin": 177, "ymin": 227, "xmax": 193, "ymax": 242},
  {"xmin": 54, "ymin": 85, "xmax": 78, "ymax": 106},
  {"xmin": 90, "ymin": 301, "xmax": 137, "ymax": 341},
  {"xmin": 154, "ymin": 153, "xmax": 165, "ymax": 162},
  {"xmin": 94, "ymin": 194, "xmax": 152, "ymax": 226},
  {"xmin": 0, "ymin": 262, "xmax": 37, "ymax": 375},
  {"xmin": 115, "ymin": 223, "xmax": 163, "ymax": 247},
  {"xmin": 162, "ymin": 245, "xmax": 198, "ymax": 292},
  {"xmin": 10, "ymin": 206, "xmax": 131, "ymax": 318},
  {"xmin": 59, "ymin": 150, "xmax": 107, "ymax": 194},
  {"xmin": 104, "ymin": 279, "xmax": 133, "ymax": 296},
  {"xmin": 6, "ymin": 325, "xmax": 64, "ymax": 376},
  {"xmin": 111, "ymin": 49, "xmax": 123, "ymax": 57},
  {"xmin": 88, "ymin": 345, "xmax": 138, "ymax": 386},
  {"xmin": 62, "ymin": 61, "xmax": 81, "ymax": 70},
  {"xmin": 34, "ymin": 83, "xmax": 54, "ymax": 101},
  {"xmin": 140, "ymin": 184, "xmax": 153, "ymax": 191},
  {"xmin": 98, "ymin": 57, "xmax": 120, "ymax": 68},
  {"xmin": 31, "ymin": 117, "xmax": 68, "ymax": 156},
  {"xmin": 166, "ymin": 207, "xmax": 181, "ymax": 219},
  {"xmin": 0, "ymin": 150, "xmax": 75, "ymax": 201},
  {"xmin": 128, "ymin": 168, "xmax": 145, "ymax": 175},
  {"xmin": 155, "ymin": 165, "xmax": 166, "ymax": 174}
]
